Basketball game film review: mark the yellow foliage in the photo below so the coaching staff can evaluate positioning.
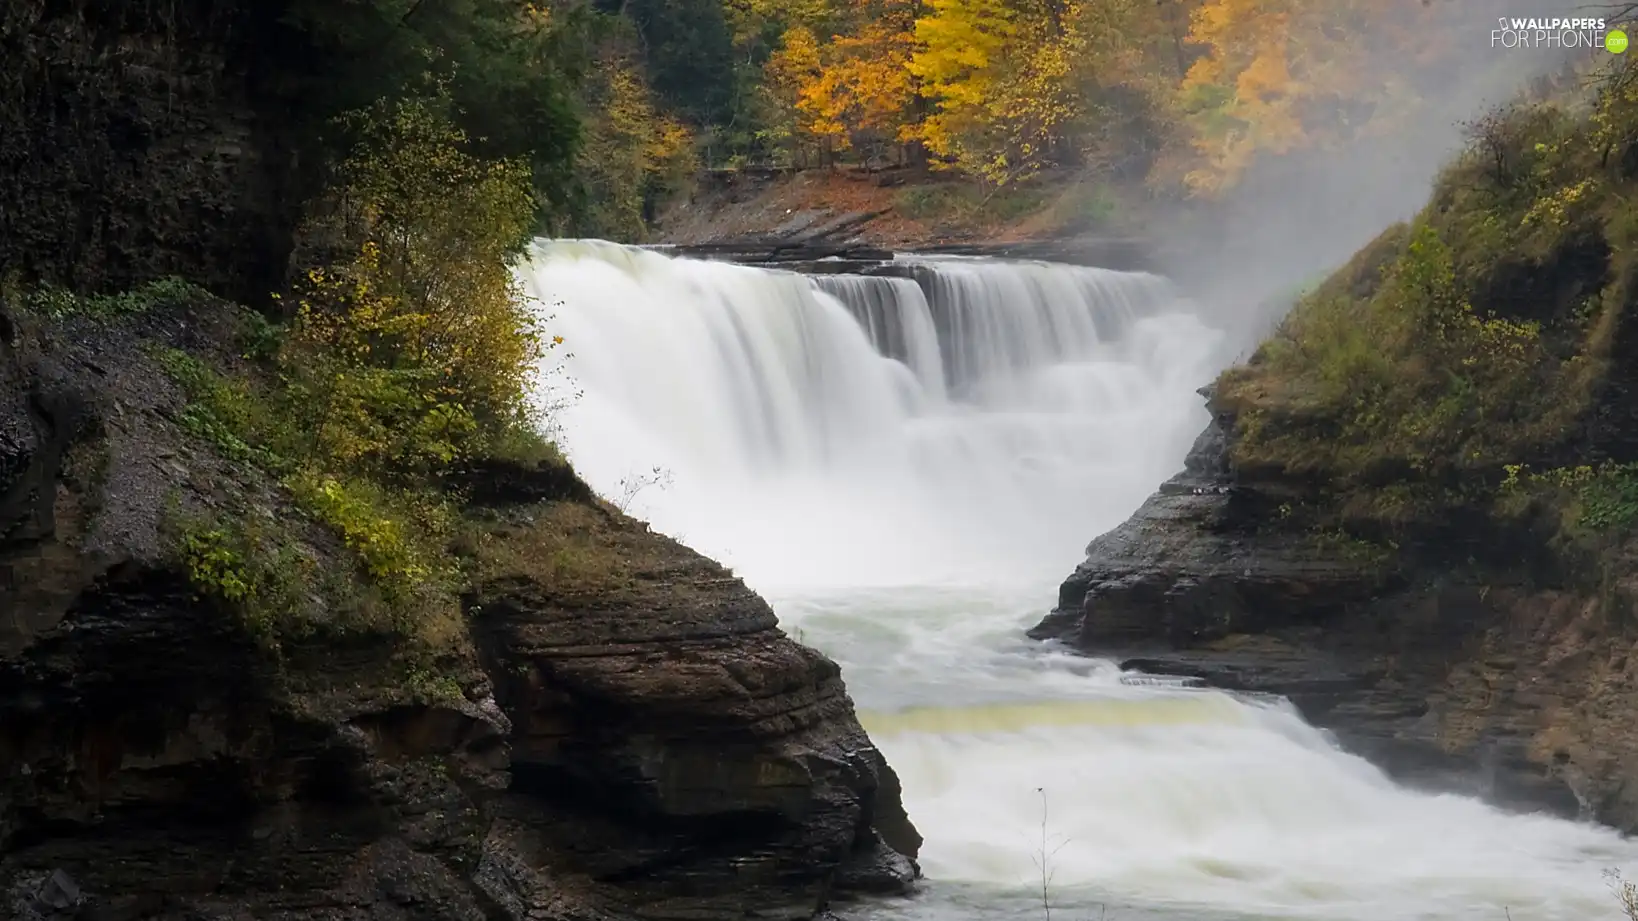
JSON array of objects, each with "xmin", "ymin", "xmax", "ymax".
[
  {"xmin": 908, "ymin": 0, "xmax": 1016, "ymax": 109},
  {"xmin": 763, "ymin": 0, "xmax": 920, "ymax": 158},
  {"xmin": 297, "ymin": 89, "xmax": 542, "ymax": 461},
  {"xmin": 1175, "ymin": 0, "xmax": 1443, "ymax": 195},
  {"xmin": 752, "ymin": 0, "xmax": 1193, "ymax": 180},
  {"xmin": 285, "ymin": 471, "xmax": 454, "ymax": 598},
  {"xmin": 769, "ymin": 26, "xmax": 844, "ymax": 140},
  {"xmin": 804, "ymin": 19, "xmax": 918, "ymax": 145},
  {"xmin": 909, "ymin": 0, "xmax": 1087, "ymax": 182},
  {"xmin": 578, "ymin": 53, "xmax": 699, "ymax": 240}
]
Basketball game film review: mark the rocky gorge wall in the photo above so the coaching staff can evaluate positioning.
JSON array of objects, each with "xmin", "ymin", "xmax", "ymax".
[
  {"xmin": 2, "ymin": 5, "xmax": 922, "ymax": 917},
  {"xmin": 1030, "ymin": 388, "xmax": 1638, "ymax": 830},
  {"xmin": 0, "ymin": 298, "xmax": 919, "ymax": 920},
  {"xmin": 0, "ymin": 0, "xmax": 301, "ymax": 303},
  {"xmin": 1029, "ymin": 76, "xmax": 1638, "ymax": 834}
]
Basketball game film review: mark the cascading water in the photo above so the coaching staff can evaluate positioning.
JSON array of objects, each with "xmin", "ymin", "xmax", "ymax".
[{"xmin": 520, "ymin": 239, "xmax": 1638, "ymax": 921}]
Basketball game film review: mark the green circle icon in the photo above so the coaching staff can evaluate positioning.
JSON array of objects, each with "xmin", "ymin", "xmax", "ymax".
[{"xmin": 1609, "ymin": 29, "xmax": 1629, "ymax": 53}]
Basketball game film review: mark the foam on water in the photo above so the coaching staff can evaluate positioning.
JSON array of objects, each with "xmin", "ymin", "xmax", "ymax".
[{"xmin": 520, "ymin": 239, "xmax": 1638, "ymax": 921}]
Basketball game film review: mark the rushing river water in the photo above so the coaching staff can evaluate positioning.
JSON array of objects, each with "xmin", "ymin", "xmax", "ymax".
[{"xmin": 522, "ymin": 239, "xmax": 1638, "ymax": 921}]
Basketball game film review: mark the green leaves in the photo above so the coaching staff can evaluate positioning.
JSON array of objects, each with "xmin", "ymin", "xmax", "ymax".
[
  {"xmin": 21, "ymin": 276, "xmax": 206, "ymax": 320},
  {"xmin": 281, "ymin": 0, "xmax": 584, "ymax": 226},
  {"xmin": 154, "ymin": 87, "xmax": 553, "ymax": 652}
]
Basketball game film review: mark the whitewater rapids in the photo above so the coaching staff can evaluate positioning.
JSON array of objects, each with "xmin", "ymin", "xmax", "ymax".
[{"xmin": 520, "ymin": 239, "xmax": 1638, "ymax": 921}]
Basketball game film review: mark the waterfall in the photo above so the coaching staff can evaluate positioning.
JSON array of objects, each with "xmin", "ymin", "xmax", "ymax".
[
  {"xmin": 520, "ymin": 239, "xmax": 1224, "ymax": 589},
  {"xmin": 517, "ymin": 239, "xmax": 1638, "ymax": 921}
]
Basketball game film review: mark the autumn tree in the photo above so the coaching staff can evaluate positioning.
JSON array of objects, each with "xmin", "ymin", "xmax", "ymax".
[
  {"xmin": 908, "ymin": 0, "xmax": 1083, "ymax": 183},
  {"xmin": 1059, "ymin": 0, "xmax": 1198, "ymax": 181},
  {"xmin": 575, "ymin": 46, "xmax": 698, "ymax": 238},
  {"xmin": 1169, "ymin": 0, "xmax": 1447, "ymax": 195},
  {"xmin": 709, "ymin": 0, "xmax": 829, "ymax": 162},
  {"xmin": 291, "ymin": 88, "xmax": 547, "ymax": 475},
  {"xmin": 763, "ymin": 0, "xmax": 919, "ymax": 165}
]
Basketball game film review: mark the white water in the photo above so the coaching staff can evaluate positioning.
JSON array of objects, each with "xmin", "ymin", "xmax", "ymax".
[{"xmin": 520, "ymin": 239, "xmax": 1638, "ymax": 921}]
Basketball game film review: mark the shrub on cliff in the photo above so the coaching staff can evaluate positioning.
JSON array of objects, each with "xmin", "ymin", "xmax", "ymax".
[
  {"xmin": 1216, "ymin": 58, "xmax": 1638, "ymax": 549},
  {"xmin": 1223, "ymin": 222, "xmax": 1554, "ymax": 484},
  {"xmin": 289, "ymin": 88, "xmax": 551, "ymax": 477},
  {"xmin": 148, "ymin": 89, "xmax": 565, "ymax": 660}
]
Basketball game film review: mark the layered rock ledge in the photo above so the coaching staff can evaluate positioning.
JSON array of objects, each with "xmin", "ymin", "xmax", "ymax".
[
  {"xmin": 0, "ymin": 302, "xmax": 919, "ymax": 920},
  {"xmin": 1031, "ymin": 389, "xmax": 1638, "ymax": 830}
]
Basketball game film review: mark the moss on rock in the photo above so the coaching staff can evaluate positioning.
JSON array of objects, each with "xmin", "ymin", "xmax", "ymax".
[{"xmin": 1212, "ymin": 66, "xmax": 1638, "ymax": 583}]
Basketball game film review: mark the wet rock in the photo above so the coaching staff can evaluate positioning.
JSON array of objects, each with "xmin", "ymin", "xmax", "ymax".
[
  {"xmin": 833, "ymin": 831, "xmax": 920, "ymax": 895},
  {"xmin": 0, "ymin": 0, "xmax": 297, "ymax": 302},
  {"xmin": 914, "ymin": 237, "xmax": 1153, "ymax": 271},
  {"xmin": 467, "ymin": 490, "xmax": 920, "ymax": 918},
  {"xmin": 6, "ymin": 869, "xmax": 84, "ymax": 921},
  {"xmin": 659, "ymin": 241, "xmax": 897, "ymax": 266},
  {"xmin": 1032, "ymin": 392, "xmax": 1638, "ymax": 828},
  {"xmin": 1029, "ymin": 401, "xmax": 1384, "ymax": 652},
  {"xmin": 0, "ymin": 302, "xmax": 919, "ymax": 916}
]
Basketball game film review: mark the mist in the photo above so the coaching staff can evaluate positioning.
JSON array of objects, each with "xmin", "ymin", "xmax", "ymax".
[{"xmin": 1155, "ymin": 0, "xmax": 1607, "ymax": 353}]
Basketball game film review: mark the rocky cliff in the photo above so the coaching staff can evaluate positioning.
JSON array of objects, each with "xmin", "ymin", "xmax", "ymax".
[
  {"xmin": 0, "ymin": 0, "xmax": 303, "ymax": 303},
  {"xmin": 1031, "ymin": 78, "xmax": 1638, "ymax": 832},
  {"xmin": 1030, "ymin": 392, "xmax": 1638, "ymax": 825},
  {"xmin": 0, "ymin": 299, "xmax": 919, "ymax": 920}
]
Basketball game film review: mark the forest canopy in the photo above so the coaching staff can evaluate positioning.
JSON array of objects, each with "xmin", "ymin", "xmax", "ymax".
[{"xmin": 278, "ymin": 0, "xmax": 1584, "ymax": 239}]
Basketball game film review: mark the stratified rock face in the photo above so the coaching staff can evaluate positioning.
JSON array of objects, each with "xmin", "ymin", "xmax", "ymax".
[
  {"xmin": 1031, "ymin": 389, "xmax": 1638, "ymax": 830},
  {"xmin": 466, "ymin": 498, "xmax": 921, "ymax": 920},
  {"xmin": 0, "ymin": 1, "xmax": 295, "ymax": 301},
  {"xmin": 0, "ymin": 304, "xmax": 514, "ymax": 921},
  {"xmin": 1030, "ymin": 406, "xmax": 1383, "ymax": 651},
  {"xmin": 0, "ymin": 303, "xmax": 919, "ymax": 920}
]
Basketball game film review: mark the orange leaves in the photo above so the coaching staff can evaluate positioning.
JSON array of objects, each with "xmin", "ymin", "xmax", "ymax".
[
  {"xmin": 768, "ymin": 26, "xmax": 843, "ymax": 140},
  {"xmin": 750, "ymin": 0, "xmax": 1464, "ymax": 197},
  {"xmin": 822, "ymin": 23, "xmax": 918, "ymax": 136},
  {"xmin": 767, "ymin": 0, "xmax": 919, "ymax": 152},
  {"xmin": 1174, "ymin": 0, "xmax": 1454, "ymax": 196}
]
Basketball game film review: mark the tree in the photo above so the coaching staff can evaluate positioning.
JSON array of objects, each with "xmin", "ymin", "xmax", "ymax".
[
  {"xmin": 280, "ymin": 0, "xmax": 592, "ymax": 225},
  {"xmin": 787, "ymin": 0, "xmax": 920, "ymax": 164},
  {"xmin": 1170, "ymin": 0, "xmax": 1447, "ymax": 195},
  {"xmin": 291, "ymin": 88, "xmax": 547, "ymax": 475},
  {"xmin": 623, "ymin": 0, "xmax": 739, "ymax": 126},
  {"xmin": 908, "ymin": 0, "xmax": 1084, "ymax": 183},
  {"xmin": 576, "ymin": 48, "xmax": 699, "ymax": 238}
]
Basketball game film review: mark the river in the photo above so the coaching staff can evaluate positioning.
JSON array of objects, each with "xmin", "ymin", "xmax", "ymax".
[{"xmin": 522, "ymin": 239, "xmax": 1638, "ymax": 921}]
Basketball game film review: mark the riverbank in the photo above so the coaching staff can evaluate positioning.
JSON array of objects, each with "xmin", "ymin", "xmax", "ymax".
[
  {"xmin": 655, "ymin": 167, "xmax": 1133, "ymax": 249},
  {"xmin": 1031, "ymin": 64, "xmax": 1638, "ymax": 832},
  {"xmin": 0, "ymin": 292, "xmax": 920, "ymax": 919},
  {"xmin": 0, "ymin": 4, "xmax": 920, "ymax": 917}
]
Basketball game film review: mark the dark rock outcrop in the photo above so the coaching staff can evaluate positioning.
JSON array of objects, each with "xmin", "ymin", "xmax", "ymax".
[
  {"xmin": 0, "ymin": 301, "xmax": 919, "ymax": 919},
  {"xmin": 1032, "ymin": 388, "xmax": 1638, "ymax": 828},
  {"xmin": 0, "ymin": 0, "xmax": 300, "ymax": 302},
  {"xmin": 1029, "ymin": 402, "xmax": 1384, "ymax": 651},
  {"xmin": 464, "ymin": 498, "xmax": 921, "ymax": 919},
  {"xmin": 659, "ymin": 237, "xmax": 1152, "ymax": 273}
]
